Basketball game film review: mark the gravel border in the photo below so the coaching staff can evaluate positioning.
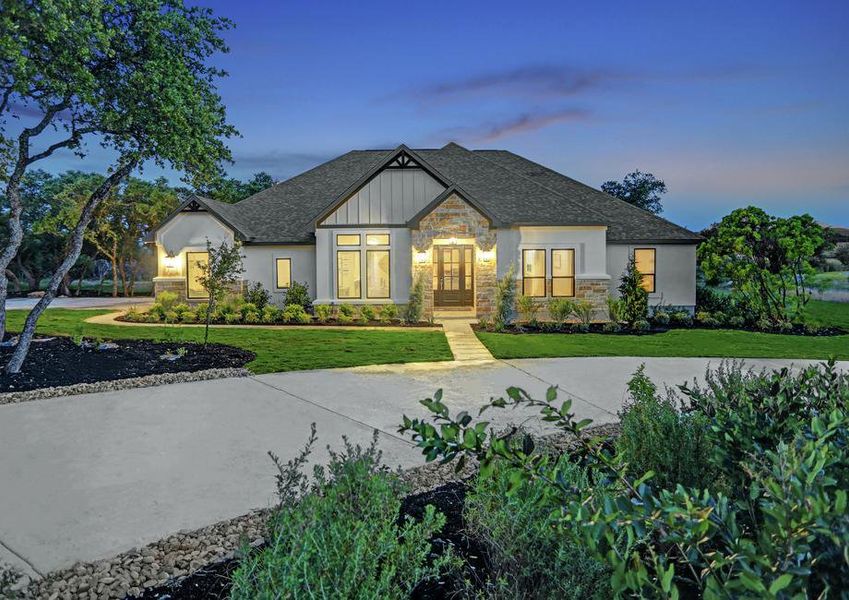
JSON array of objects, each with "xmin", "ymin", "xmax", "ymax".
[
  {"xmin": 20, "ymin": 423, "xmax": 621, "ymax": 600},
  {"xmin": 0, "ymin": 368, "xmax": 251, "ymax": 406}
]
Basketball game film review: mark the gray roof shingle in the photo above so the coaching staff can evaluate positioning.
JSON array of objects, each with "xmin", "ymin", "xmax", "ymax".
[{"xmin": 184, "ymin": 143, "xmax": 700, "ymax": 244}]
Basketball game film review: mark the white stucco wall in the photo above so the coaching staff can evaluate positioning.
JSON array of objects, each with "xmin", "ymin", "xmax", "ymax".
[
  {"xmin": 154, "ymin": 212, "xmax": 235, "ymax": 279},
  {"xmin": 242, "ymin": 245, "xmax": 317, "ymax": 306},
  {"xmin": 315, "ymin": 227, "xmax": 412, "ymax": 304},
  {"xmin": 607, "ymin": 243, "xmax": 697, "ymax": 308},
  {"xmin": 496, "ymin": 226, "xmax": 608, "ymax": 279}
]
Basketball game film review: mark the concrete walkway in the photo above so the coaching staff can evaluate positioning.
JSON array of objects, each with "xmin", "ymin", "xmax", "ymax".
[
  {"xmin": 7, "ymin": 296, "xmax": 153, "ymax": 310},
  {"xmin": 1, "ymin": 356, "xmax": 846, "ymax": 577},
  {"xmin": 437, "ymin": 316, "xmax": 494, "ymax": 361}
]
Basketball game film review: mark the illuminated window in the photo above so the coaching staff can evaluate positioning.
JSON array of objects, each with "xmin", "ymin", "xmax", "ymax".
[
  {"xmin": 522, "ymin": 249, "xmax": 546, "ymax": 297},
  {"xmin": 634, "ymin": 248, "xmax": 656, "ymax": 293},
  {"xmin": 336, "ymin": 234, "xmax": 361, "ymax": 246},
  {"xmin": 337, "ymin": 250, "xmax": 361, "ymax": 299},
  {"xmin": 366, "ymin": 233, "xmax": 390, "ymax": 246},
  {"xmin": 275, "ymin": 258, "xmax": 291, "ymax": 289},
  {"xmin": 366, "ymin": 250, "xmax": 390, "ymax": 298},
  {"xmin": 551, "ymin": 249, "xmax": 575, "ymax": 297},
  {"xmin": 186, "ymin": 252, "xmax": 209, "ymax": 299}
]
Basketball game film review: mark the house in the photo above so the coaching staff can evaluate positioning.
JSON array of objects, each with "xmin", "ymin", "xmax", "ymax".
[{"xmin": 151, "ymin": 143, "xmax": 700, "ymax": 319}]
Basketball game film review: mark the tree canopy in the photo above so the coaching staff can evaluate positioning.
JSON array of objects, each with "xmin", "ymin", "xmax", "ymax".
[
  {"xmin": 192, "ymin": 172, "xmax": 275, "ymax": 203},
  {"xmin": 601, "ymin": 171, "xmax": 667, "ymax": 214}
]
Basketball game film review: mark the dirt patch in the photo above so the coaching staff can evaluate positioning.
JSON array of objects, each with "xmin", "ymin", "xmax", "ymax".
[{"xmin": 0, "ymin": 336, "xmax": 254, "ymax": 393}]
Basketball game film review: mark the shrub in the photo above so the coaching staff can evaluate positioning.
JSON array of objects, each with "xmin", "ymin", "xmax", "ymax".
[
  {"xmin": 261, "ymin": 305, "xmax": 279, "ymax": 324},
  {"xmin": 156, "ymin": 290, "xmax": 178, "ymax": 312},
  {"xmin": 194, "ymin": 302, "xmax": 210, "ymax": 320},
  {"xmin": 669, "ymin": 310, "xmax": 692, "ymax": 327},
  {"xmin": 145, "ymin": 312, "xmax": 161, "ymax": 323},
  {"xmin": 148, "ymin": 302, "xmax": 166, "ymax": 319},
  {"xmin": 164, "ymin": 310, "xmax": 179, "ymax": 323},
  {"xmin": 695, "ymin": 284, "xmax": 733, "ymax": 314},
  {"xmin": 516, "ymin": 295, "xmax": 540, "ymax": 324},
  {"xmin": 244, "ymin": 311, "xmax": 260, "ymax": 324},
  {"xmin": 618, "ymin": 256, "xmax": 648, "ymax": 325},
  {"xmin": 230, "ymin": 432, "xmax": 450, "ymax": 599},
  {"xmin": 244, "ymin": 281, "xmax": 271, "ymax": 311},
  {"xmin": 631, "ymin": 319, "xmax": 650, "ymax": 332},
  {"xmin": 650, "ymin": 310, "xmax": 670, "ymax": 327},
  {"xmin": 379, "ymin": 302, "xmax": 398, "ymax": 322},
  {"xmin": 337, "ymin": 303, "xmax": 356, "ymax": 321},
  {"xmin": 124, "ymin": 307, "xmax": 141, "ymax": 322},
  {"xmin": 727, "ymin": 314, "xmax": 745, "ymax": 329},
  {"xmin": 220, "ymin": 293, "xmax": 244, "ymax": 315},
  {"xmin": 282, "ymin": 304, "xmax": 311, "ymax": 324},
  {"xmin": 602, "ymin": 321, "xmax": 621, "ymax": 333},
  {"xmin": 180, "ymin": 310, "xmax": 197, "ymax": 323},
  {"xmin": 547, "ymin": 298, "xmax": 574, "ymax": 326},
  {"xmin": 617, "ymin": 366, "xmax": 718, "ymax": 491},
  {"xmin": 405, "ymin": 275, "xmax": 425, "ymax": 324},
  {"xmin": 466, "ymin": 458, "xmax": 611, "ymax": 599},
  {"xmin": 225, "ymin": 312, "xmax": 242, "ymax": 324},
  {"xmin": 173, "ymin": 303, "xmax": 191, "ymax": 317},
  {"xmin": 314, "ymin": 304, "xmax": 332, "ymax": 323},
  {"xmin": 493, "ymin": 263, "xmax": 516, "ymax": 331},
  {"xmin": 359, "ymin": 305, "xmax": 376, "ymax": 323},
  {"xmin": 606, "ymin": 296, "xmax": 625, "ymax": 323},
  {"xmin": 285, "ymin": 280, "xmax": 312, "ymax": 311},
  {"xmin": 572, "ymin": 300, "xmax": 594, "ymax": 325},
  {"xmin": 573, "ymin": 322, "xmax": 590, "ymax": 333},
  {"xmin": 240, "ymin": 302, "xmax": 258, "ymax": 318}
]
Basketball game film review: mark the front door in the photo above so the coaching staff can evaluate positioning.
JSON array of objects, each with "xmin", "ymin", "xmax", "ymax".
[{"xmin": 434, "ymin": 245, "xmax": 474, "ymax": 307}]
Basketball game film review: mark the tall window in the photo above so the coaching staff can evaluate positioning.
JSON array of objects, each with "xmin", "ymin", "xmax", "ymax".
[
  {"xmin": 522, "ymin": 249, "xmax": 546, "ymax": 297},
  {"xmin": 186, "ymin": 251, "xmax": 209, "ymax": 299},
  {"xmin": 634, "ymin": 248, "xmax": 656, "ymax": 293},
  {"xmin": 551, "ymin": 249, "xmax": 575, "ymax": 297},
  {"xmin": 366, "ymin": 250, "xmax": 390, "ymax": 298},
  {"xmin": 275, "ymin": 258, "xmax": 291, "ymax": 289},
  {"xmin": 337, "ymin": 250, "xmax": 361, "ymax": 299}
]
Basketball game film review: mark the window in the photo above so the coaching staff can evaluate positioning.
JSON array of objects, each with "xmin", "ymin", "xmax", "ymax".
[
  {"xmin": 634, "ymin": 248, "xmax": 656, "ymax": 293},
  {"xmin": 366, "ymin": 233, "xmax": 390, "ymax": 246},
  {"xmin": 275, "ymin": 258, "xmax": 291, "ymax": 289},
  {"xmin": 337, "ymin": 250, "xmax": 361, "ymax": 299},
  {"xmin": 336, "ymin": 234, "xmax": 361, "ymax": 246},
  {"xmin": 551, "ymin": 249, "xmax": 575, "ymax": 297},
  {"xmin": 186, "ymin": 251, "xmax": 209, "ymax": 299},
  {"xmin": 522, "ymin": 249, "xmax": 546, "ymax": 297},
  {"xmin": 366, "ymin": 250, "xmax": 390, "ymax": 298}
]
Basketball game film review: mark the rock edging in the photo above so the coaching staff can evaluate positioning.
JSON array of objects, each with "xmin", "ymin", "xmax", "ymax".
[{"xmin": 0, "ymin": 368, "xmax": 251, "ymax": 406}]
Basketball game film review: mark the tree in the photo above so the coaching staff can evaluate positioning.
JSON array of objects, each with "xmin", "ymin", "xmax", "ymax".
[
  {"xmin": 193, "ymin": 171, "xmax": 275, "ymax": 203},
  {"xmin": 601, "ymin": 171, "xmax": 667, "ymax": 214},
  {"xmin": 698, "ymin": 207, "xmax": 825, "ymax": 323},
  {"xmin": 196, "ymin": 240, "xmax": 244, "ymax": 346},
  {"xmin": 618, "ymin": 256, "xmax": 648, "ymax": 325},
  {"xmin": 2, "ymin": 0, "xmax": 236, "ymax": 373}
]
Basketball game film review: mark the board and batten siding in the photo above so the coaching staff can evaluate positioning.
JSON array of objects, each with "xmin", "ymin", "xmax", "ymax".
[{"xmin": 320, "ymin": 169, "xmax": 445, "ymax": 225}]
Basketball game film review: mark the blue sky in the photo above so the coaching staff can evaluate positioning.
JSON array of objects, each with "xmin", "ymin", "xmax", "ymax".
[{"xmin": 44, "ymin": 0, "xmax": 849, "ymax": 230}]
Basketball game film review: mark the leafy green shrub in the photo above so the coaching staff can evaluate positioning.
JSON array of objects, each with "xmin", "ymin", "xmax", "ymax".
[
  {"xmin": 164, "ymin": 310, "xmax": 179, "ymax": 323},
  {"xmin": 156, "ymin": 290, "xmax": 178, "ymax": 312},
  {"xmin": 124, "ymin": 307, "xmax": 142, "ymax": 322},
  {"xmin": 631, "ymin": 319, "xmax": 650, "ymax": 332},
  {"xmin": 573, "ymin": 322, "xmax": 590, "ymax": 333},
  {"xmin": 602, "ymin": 321, "xmax": 621, "ymax": 333},
  {"xmin": 240, "ymin": 302, "xmax": 258, "ymax": 318},
  {"xmin": 696, "ymin": 284, "xmax": 733, "ymax": 315},
  {"xmin": 194, "ymin": 302, "xmax": 210, "ymax": 320},
  {"xmin": 148, "ymin": 302, "xmax": 166, "ymax": 319},
  {"xmin": 493, "ymin": 263, "xmax": 516, "ymax": 331},
  {"xmin": 145, "ymin": 312, "xmax": 161, "ymax": 323},
  {"xmin": 314, "ymin": 304, "xmax": 332, "ymax": 323},
  {"xmin": 261, "ymin": 305, "xmax": 279, "ymax": 324},
  {"xmin": 547, "ymin": 297, "xmax": 574, "ymax": 326},
  {"xmin": 337, "ymin": 303, "xmax": 356, "ymax": 324},
  {"xmin": 224, "ymin": 312, "xmax": 242, "ymax": 324},
  {"xmin": 220, "ymin": 293, "xmax": 244, "ymax": 315},
  {"xmin": 606, "ymin": 296, "xmax": 625, "ymax": 323},
  {"xmin": 173, "ymin": 302, "xmax": 191, "ymax": 317},
  {"xmin": 380, "ymin": 302, "xmax": 398, "ymax": 322},
  {"xmin": 466, "ymin": 458, "xmax": 611, "ymax": 599},
  {"xmin": 617, "ymin": 366, "xmax": 718, "ymax": 491},
  {"xmin": 516, "ymin": 295, "xmax": 540, "ymax": 324},
  {"xmin": 669, "ymin": 310, "xmax": 692, "ymax": 327},
  {"xmin": 180, "ymin": 310, "xmax": 197, "ymax": 323},
  {"xmin": 405, "ymin": 275, "xmax": 425, "ymax": 324},
  {"xmin": 650, "ymin": 310, "xmax": 670, "ymax": 327},
  {"xmin": 618, "ymin": 256, "xmax": 648, "ymax": 325},
  {"xmin": 285, "ymin": 280, "xmax": 312, "ymax": 311},
  {"xmin": 230, "ymin": 433, "xmax": 450, "ymax": 599},
  {"xmin": 244, "ymin": 281, "xmax": 271, "ymax": 311},
  {"xmin": 359, "ymin": 305, "xmax": 376, "ymax": 322},
  {"xmin": 282, "ymin": 303, "xmax": 311, "ymax": 324},
  {"xmin": 727, "ymin": 314, "xmax": 745, "ymax": 329},
  {"xmin": 244, "ymin": 311, "xmax": 260, "ymax": 324},
  {"xmin": 572, "ymin": 300, "xmax": 594, "ymax": 325}
]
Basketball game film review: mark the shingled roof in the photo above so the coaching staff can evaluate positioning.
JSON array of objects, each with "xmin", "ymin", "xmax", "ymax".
[{"xmin": 174, "ymin": 143, "xmax": 700, "ymax": 244}]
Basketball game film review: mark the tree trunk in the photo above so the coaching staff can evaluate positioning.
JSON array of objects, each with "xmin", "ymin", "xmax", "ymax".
[
  {"xmin": 5, "ymin": 158, "xmax": 137, "ymax": 374},
  {"xmin": 17, "ymin": 256, "xmax": 36, "ymax": 292},
  {"xmin": 111, "ymin": 248, "xmax": 119, "ymax": 297},
  {"xmin": 4, "ymin": 270, "xmax": 21, "ymax": 295}
]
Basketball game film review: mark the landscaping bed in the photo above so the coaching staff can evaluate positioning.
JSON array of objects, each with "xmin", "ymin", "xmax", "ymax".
[
  {"xmin": 115, "ymin": 313, "xmax": 439, "ymax": 328},
  {"xmin": 474, "ymin": 320, "xmax": 846, "ymax": 336},
  {"xmin": 0, "ymin": 336, "xmax": 254, "ymax": 393}
]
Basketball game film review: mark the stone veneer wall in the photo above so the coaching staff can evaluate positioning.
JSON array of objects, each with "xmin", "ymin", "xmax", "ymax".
[
  {"xmin": 411, "ymin": 194, "xmax": 496, "ymax": 320},
  {"xmin": 153, "ymin": 278, "xmax": 243, "ymax": 304},
  {"xmin": 521, "ymin": 277, "xmax": 611, "ymax": 322}
]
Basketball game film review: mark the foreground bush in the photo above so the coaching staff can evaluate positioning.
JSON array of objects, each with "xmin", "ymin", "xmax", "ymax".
[
  {"xmin": 230, "ymin": 432, "xmax": 450, "ymax": 599},
  {"xmin": 402, "ymin": 361, "xmax": 849, "ymax": 599}
]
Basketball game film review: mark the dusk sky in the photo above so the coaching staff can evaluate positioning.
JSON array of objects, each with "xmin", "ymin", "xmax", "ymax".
[{"xmin": 47, "ymin": 0, "xmax": 849, "ymax": 230}]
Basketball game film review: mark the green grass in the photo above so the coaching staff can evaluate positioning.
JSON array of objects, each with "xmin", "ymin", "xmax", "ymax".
[
  {"xmin": 810, "ymin": 271, "xmax": 849, "ymax": 291},
  {"xmin": 5, "ymin": 309, "xmax": 453, "ymax": 373},
  {"xmin": 476, "ymin": 300, "xmax": 849, "ymax": 361}
]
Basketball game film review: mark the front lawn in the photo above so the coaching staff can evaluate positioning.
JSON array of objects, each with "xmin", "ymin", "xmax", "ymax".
[
  {"xmin": 477, "ymin": 300, "xmax": 849, "ymax": 360},
  {"xmin": 4, "ymin": 309, "xmax": 453, "ymax": 374}
]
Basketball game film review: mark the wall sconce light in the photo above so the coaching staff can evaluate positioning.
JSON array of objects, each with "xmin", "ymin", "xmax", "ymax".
[
  {"xmin": 163, "ymin": 254, "xmax": 179, "ymax": 275},
  {"xmin": 479, "ymin": 249, "xmax": 495, "ymax": 262},
  {"xmin": 415, "ymin": 250, "xmax": 430, "ymax": 264}
]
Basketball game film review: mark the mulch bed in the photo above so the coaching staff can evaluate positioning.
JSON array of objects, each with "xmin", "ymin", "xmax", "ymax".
[
  {"xmin": 474, "ymin": 322, "xmax": 846, "ymax": 336},
  {"xmin": 116, "ymin": 315, "xmax": 440, "ymax": 328},
  {"xmin": 0, "ymin": 336, "xmax": 254, "ymax": 393}
]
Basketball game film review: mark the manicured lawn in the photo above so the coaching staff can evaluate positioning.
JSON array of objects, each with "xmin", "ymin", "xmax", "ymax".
[
  {"xmin": 810, "ymin": 271, "xmax": 849, "ymax": 291},
  {"xmin": 477, "ymin": 300, "xmax": 849, "ymax": 361},
  {"xmin": 5, "ymin": 309, "xmax": 453, "ymax": 374}
]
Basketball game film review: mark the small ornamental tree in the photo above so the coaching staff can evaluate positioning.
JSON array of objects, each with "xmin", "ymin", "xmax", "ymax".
[
  {"xmin": 196, "ymin": 240, "xmax": 245, "ymax": 346},
  {"xmin": 405, "ymin": 274, "xmax": 425, "ymax": 324},
  {"xmin": 618, "ymin": 256, "xmax": 648, "ymax": 326},
  {"xmin": 493, "ymin": 263, "xmax": 516, "ymax": 331}
]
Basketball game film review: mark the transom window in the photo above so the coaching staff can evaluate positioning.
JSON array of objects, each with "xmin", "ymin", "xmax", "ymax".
[
  {"xmin": 366, "ymin": 233, "xmax": 390, "ymax": 246},
  {"xmin": 275, "ymin": 258, "xmax": 291, "ymax": 289},
  {"xmin": 551, "ymin": 249, "xmax": 575, "ymax": 297},
  {"xmin": 522, "ymin": 249, "xmax": 546, "ymax": 297},
  {"xmin": 634, "ymin": 248, "xmax": 656, "ymax": 293},
  {"xmin": 186, "ymin": 251, "xmax": 209, "ymax": 299},
  {"xmin": 336, "ymin": 234, "xmax": 361, "ymax": 246}
]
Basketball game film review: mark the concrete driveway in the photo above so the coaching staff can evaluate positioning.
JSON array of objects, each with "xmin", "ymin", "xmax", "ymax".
[
  {"xmin": 6, "ymin": 296, "xmax": 153, "ymax": 310},
  {"xmin": 1, "ymin": 356, "xmax": 845, "ymax": 577}
]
